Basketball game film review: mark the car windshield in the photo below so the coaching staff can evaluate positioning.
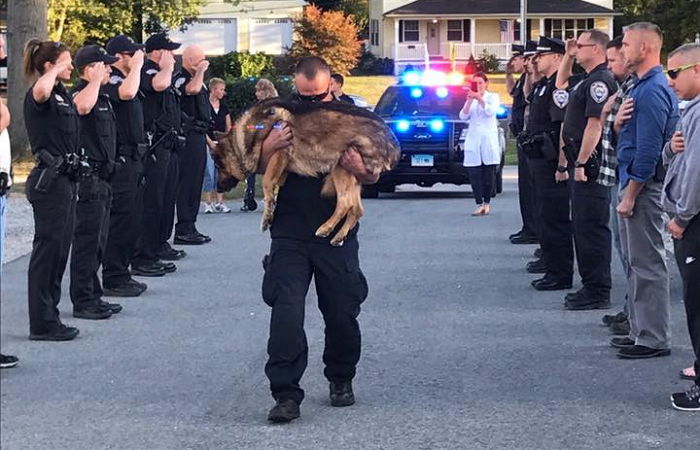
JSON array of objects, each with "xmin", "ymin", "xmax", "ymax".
[{"xmin": 374, "ymin": 86, "xmax": 467, "ymax": 119}]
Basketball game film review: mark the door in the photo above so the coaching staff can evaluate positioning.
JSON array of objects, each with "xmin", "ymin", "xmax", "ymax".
[{"xmin": 427, "ymin": 22, "xmax": 440, "ymax": 56}]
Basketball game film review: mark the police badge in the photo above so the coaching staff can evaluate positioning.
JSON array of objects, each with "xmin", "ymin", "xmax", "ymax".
[
  {"xmin": 553, "ymin": 89, "xmax": 569, "ymax": 109},
  {"xmin": 590, "ymin": 81, "xmax": 609, "ymax": 103}
]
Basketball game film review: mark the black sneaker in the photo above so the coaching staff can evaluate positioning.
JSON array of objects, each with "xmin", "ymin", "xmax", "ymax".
[
  {"xmin": 29, "ymin": 324, "xmax": 80, "ymax": 341},
  {"xmin": 610, "ymin": 337, "xmax": 635, "ymax": 349},
  {"xmin": 602, "ymin": 311, "xmax": 627, "ymax": 327},
  {"xmin": 98, "ymin": 299, "xmax": 122, "ymax": 314},
  {"xmin": 329, "ymin": 381, "xmax": 355, "ymax": 407},
  {"xmin": 671, "ymin": 384, "xmax": 700, "ymax": 412},
  {"xmin": 610, "ymin": 320, "xmax": 630, "ymax": 336},
  {"xmin": 0, "ymin": 354, "xmax": 19, "ymax": 369},
  {"xmin": 73, "ymin": 304, "xmax": 113, "ymax": 320},
  {"xmin": 267, "ymin": 399, "xmax": 301, "ymax": 423},
  {"xmin": 617, "ymin": 345, "xmax": 671, "ymax": 359}
]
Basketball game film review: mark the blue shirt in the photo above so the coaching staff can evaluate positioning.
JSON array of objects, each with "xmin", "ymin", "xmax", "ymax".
[{"xmin": 617, "ymin": 66, "xmax": 679, "ymax": 188}]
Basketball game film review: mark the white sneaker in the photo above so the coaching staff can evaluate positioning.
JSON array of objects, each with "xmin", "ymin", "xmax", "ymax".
[
  {"xmin": 214, "ymin": 203, "xmax": 231, "ymax": 213},
  {"xmin": 204, "ymin": 203, "xmax": 214, "ymax": 214}
]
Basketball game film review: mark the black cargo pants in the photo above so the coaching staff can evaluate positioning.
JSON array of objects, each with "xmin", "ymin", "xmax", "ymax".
[
  {"xmin": 571, "ymin": 179, "xmax": 612, "ymax": 298},
  {"xmin": 175, "ymin": 131, "xmax": 207, "ymax": 236},
  {"xmin": 262, "ymin": 237, "xmax": 369, "ymax": 404},
  {"xmin": 674, "ymin": 215, "xmax": 700, "ymax": 387},
  {"xmin": 102, "ymin": 153, "xmax": 143, "ymax": 287},
  {"xmin": 528, "ymin": 158, "xmax": 573, "ymax": 284},
  {"xmin": 70, "ymin": 175, "xmax": 112, "ymax": 309},
  {"xmin": 26, "ymin": 168, "xmax": 77, "ymax": 334}
]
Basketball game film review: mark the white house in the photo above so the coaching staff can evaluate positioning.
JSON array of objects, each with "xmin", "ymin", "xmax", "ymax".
[
  {"xmin": 168, "ymin": 0, "xmax": 307, "ymax": 56},
  {"xmin": 368, "ymin": 0, "xmax": 618, "ymax": 73}
]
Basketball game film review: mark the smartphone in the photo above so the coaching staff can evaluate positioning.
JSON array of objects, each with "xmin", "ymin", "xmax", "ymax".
[{"xmin": 468, "ymin": 81, "xmax": 478, "ymax": 92}]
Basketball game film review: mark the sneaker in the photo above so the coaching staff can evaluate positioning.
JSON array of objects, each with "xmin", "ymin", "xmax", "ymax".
[
  {"xmin": 329, "ymin": 381, "xmax": 355, "ymax": 407},
  {"xmin": 204, "ymin": 203, "xmax": 214, "ymax": 214},
  {"xmin": 0, "ymin": 354, "xmax": 19, "ymax": 369},
  {"xmin": 267, "ymin": 399, "xmax": 301, "ymax": 423},
  {"xmin": 671, "ymin": 384, "xmax": 700, "ymax": 411},
  {"xmin": 73, "ymin": 304, "xmax": 113, "ymax": 320},
  {"xmin": 29, "ymin": 324, "xmax": 80, "ymax": 341},
  {"xmin": 214, "ymin": 202, "xmax": 231, "ymax": 213},
  {"xmin": 602, "ymin": 311, "xmax": 627, "ymax": 327}
]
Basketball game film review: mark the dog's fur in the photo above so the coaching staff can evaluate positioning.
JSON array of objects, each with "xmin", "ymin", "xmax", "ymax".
[{"xmin": 213, "ymin": 99, "xmax": 400, "ymax": 245}]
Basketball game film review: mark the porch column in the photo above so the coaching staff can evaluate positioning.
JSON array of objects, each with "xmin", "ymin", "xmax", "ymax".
[
  {"xmin": 394, "ymin": 19, "xmax": 400, "ymax": 75},
  {"xmin": 608, "ymin": 17, "xmax": 614, "ymax": 38},
  {"xmin": 470, "ymin": 19, "xmax": 476, "ymax": 57},
  {"xmin": 539, "ymin": 17, "xmax": 545, "ymax": 40}
]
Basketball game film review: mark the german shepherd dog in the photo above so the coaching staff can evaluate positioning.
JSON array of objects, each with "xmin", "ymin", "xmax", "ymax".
[{"xmin": 213, "ymin": 99, "xmax": 400, "ymax": 246}]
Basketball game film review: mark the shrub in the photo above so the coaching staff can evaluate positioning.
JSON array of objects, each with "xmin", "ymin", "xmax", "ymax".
[
  {"xmin": 477, "ymin": 50, "xmax": 500, "ymax": 73},
  {"xmin": 223, "ymin": 76, "xmax": 294, "ymax": 119},
  {"xmin": 351, "ymin": 49, "xmax": 394, "ymax": 75},
  {"xmin": 208, "ymin": 51, "xmax": 276, "ymax": 80}
]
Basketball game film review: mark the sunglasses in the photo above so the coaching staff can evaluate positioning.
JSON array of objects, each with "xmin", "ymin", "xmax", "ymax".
[
  {"xmin": 667, "ymin": 63, "xmax": 699, "ymax": 80},
  {"xmin": 32, "ymin": 41, "xmax": 64, "ymax": 56},
  {"xmin": 294, "ymin": 90, "xmax": 329, "ymax": 103}
]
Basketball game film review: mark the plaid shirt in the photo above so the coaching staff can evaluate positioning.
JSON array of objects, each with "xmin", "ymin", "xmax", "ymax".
[{"xmin": 597, "ymin": 76, "xmax": 637, "ymax": 187}]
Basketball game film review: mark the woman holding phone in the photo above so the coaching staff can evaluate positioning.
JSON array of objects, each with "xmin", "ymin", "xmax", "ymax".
[{"xmin": 459, "ymin": 72, "xmax": 501, "ymax": 216}]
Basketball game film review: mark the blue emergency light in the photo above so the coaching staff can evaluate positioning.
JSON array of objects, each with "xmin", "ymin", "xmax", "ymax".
[
  {"xmin": 410, "ymin": 88, "xmax": 423, "ymax": 98},
  {"xmin": 436, "ymin": 87, "xmax": 449, "ymax": 98},
  {"xmin": 395, "ymin": 120, "xmax": 411, "ymax": 133},
  {"xmin": 429, "ymin": 119, "xmax": 445, "ymax": 133}
]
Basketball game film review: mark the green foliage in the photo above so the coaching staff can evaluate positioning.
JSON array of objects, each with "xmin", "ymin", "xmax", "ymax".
[
  {"xmin": 223, "ymin": 76, "xmax": 294, "ymax": 119},
  {"xmin": 351, "ymin": 49, "xmax": 394, "ymax": 75},
  {"xmin": 339, "ymin": 0, "xmax": 369, "ymax": 35},
  {"xmin": 208, "ymin": 51, "xmax": 276, "ymax": 80},
  {"xmin": 477, "ymin": 51, "xmax": 500, "ymax": 73}
]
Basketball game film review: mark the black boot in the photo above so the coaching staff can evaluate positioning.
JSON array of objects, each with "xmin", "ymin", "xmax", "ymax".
[
  {"xmin": 267, "ymin": 399, "xmax": 301, "ymax": 423},
  {"xmin": 329, "ymin": 381, "xmax": 355, "ymax": 407}
]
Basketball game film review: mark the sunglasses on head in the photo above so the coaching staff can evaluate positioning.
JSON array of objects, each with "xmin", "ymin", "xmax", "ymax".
[
  {"xmin": 32, "ymin": 41, "xmax": 64, "ymax": 56},
  {"xmin": 294, "ymin": 89, "xmax": 329, "ymax": 103},
  {"xmin": 667, "ymin": 63, "xmax": 699, "ymax": 80}
]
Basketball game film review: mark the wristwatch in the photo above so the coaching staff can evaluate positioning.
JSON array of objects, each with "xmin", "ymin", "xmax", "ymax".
[
  {"xmin": 574, "ymin": 160, "xmax": 587, "ymax": 168},
  {"xmin": 556, "ymin": 165, "xmax": 568, "ymax": 173}
]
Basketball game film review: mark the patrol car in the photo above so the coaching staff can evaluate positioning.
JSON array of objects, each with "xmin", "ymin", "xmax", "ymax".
[{"xmin": 366, "ymin": 70, "xmax": 508, "ymax": 198}]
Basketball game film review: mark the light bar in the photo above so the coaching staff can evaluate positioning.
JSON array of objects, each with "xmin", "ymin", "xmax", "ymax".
[{"xmin": 400, "ymin": 70, "xmax": 466, "ymax": 87}]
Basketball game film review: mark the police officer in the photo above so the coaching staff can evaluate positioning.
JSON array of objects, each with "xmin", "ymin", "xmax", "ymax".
[
  {"xmin": 558, "ymin": 30, "xmax": 617, "ymax": 309},
  {"xmin": 131, "ymin": 33, "xmax": 181, "ymax": 275},
  {"xmin": 102, "ymin": 35, "xmax": 150, "ymax": 296},
  {"xmin": 172, "ymin": 44, "xmax": 212, "ymax": 245},
  {"xmin": 69, "ymin": 45, "xmax": 122, "ymax": 319},
  {"xmin": 260, "ymin": 57, "xmax": 374, "ymax": 423},
  {"xmin": 507, "ymin": 43, "xmax": 539, "ymax": 245},
  {"xmin": 22, "ymin": 40, "xmax": 80, "ymax": 340},
  {"xmin": 523, "ymin": 37, "xmax": 573, "ymax": 291}
]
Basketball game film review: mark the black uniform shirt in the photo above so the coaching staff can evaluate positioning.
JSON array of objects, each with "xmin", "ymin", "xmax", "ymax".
[
  {"xmin": 23, "ymin": 82, "xmax": 80, "ymax": 157},
  {"xmin": 173, "ymin": 68, "xmax": 211, "ymax": 127},
  {"xmin": 103, "ymin": 67, "xmax": 145, "ymax": 148},
  {"xmin": 562, "ymin": 62, "xmax": 617, "ymax": 151},
  {"xmin": 207, "ymin": 101, "xmax": 230, "ymax": 139},
  {"xmin": 141, "ymin": 59, "xmax": 180, "ymax": 135},
  {"xmin": 270, "ymin": 97, "xmax": 358, "ymax": 242},
  {"xmin": 70, "ymin": 80, "xmax": 117, "ymax": 163},
  {"xmin": 510, "ymin": 73, "xmax": 527, "ymax": 135},
  {"xmin": 337, "ymin": 93, "xmax": 355, "ymax": 105},
  {"xmin": 526, "ymin": 73, "xmax": 567, "ymax": 135}
]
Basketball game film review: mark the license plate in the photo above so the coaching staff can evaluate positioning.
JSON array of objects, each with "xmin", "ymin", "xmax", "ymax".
[{"xmin": 411, "ymin": 154, "xmax": 434, "ymax": 167}]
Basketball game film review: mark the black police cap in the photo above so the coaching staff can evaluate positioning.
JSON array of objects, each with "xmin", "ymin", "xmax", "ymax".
[
  {"xmin": 536, "ymin": 36, "xmax": 566, "ymax": 55},
  {"xmin": 74, "ymin": 45, "xmax": 119, "ymax": 69},
  {"xmin": 106, "ymin": 35, "xmax": 145, "ymax": 56},
  {"xmin": 524, "ymin": 40, "xmax": 538, "ymax": 57},
  {"xmin": 511, "ymin": 44, "xmax": 525, "ymax": 57},
  {"xmin": 145, "ymin": 33, "xmax": 181, "ymax": 53}
]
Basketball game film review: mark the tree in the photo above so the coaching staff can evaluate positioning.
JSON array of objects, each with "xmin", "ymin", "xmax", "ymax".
[
  {"xmin": 289, "ymin": 5, "xmax": 361, "ymax": 76},
  {"xmin": 614, "ymin": 0, "xmax": 700, "ymax": 53},
  {"xmin": 7, "ymin": 0, "xmax": 48, "ymax": 157},
  {"xmin": 339, "ymin": 0, "xmax": 368, "ymax": 36}
]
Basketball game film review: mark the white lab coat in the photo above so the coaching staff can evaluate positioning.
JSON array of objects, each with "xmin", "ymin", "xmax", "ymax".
[{"xmin": 459, "ymin": 91, "xmax": 501, "ymax": 167}]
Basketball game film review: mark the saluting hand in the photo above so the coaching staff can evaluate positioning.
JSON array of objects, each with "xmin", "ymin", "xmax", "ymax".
[
  {"xmin": 670, "ymin": 131, "xmax": 685, "ymax": 154},
  {"xmin": 565, "ymin": 38, "xmax": 578, "ymax": 57},
  {"xmin": 130, "ymin": 50, "xmax": 145, "ymax": 70},
  {"xmin": 87, "ymin": 62, "xmax": 106, "ymax": 83},
  {"xmin": 160, "ymin": 51, "xmax": 175, "ymax": 70},
  {"xmin": 196, "ymin": 60, "xmax": 210, "ymax": 73}
]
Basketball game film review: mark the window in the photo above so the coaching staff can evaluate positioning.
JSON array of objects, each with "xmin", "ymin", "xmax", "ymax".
[
  {"xmin": 370, "ymin": 19, "xmax": 379, "ymax": 47},
  {"xmin": 447, "ymin": 20, "xmax": 462, "ymax": 41},
  {"xmin": 544, "ymin": 18, "xmax": 596, "ymax": 40},
  {"xmin": 513, "ymin": 19, "xmax": 532, "ymax": 42},
  {"xmin": 403, "ymin": 20, "xmax": 419, "ymax": 42}
]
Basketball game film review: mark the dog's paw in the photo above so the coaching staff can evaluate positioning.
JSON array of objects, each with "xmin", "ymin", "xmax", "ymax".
[
  {"xmin": 330, "ymin": 237, "xmax": 345, "ymax": 247},
  {"xmin": 315, "ymin": 225, "xmax": 332, "ymax": 238}
]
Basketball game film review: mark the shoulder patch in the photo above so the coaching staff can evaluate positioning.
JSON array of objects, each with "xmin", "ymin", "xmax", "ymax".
[
  {"xmin": 552, "ymin": 89, "xmax": 569, "ymax": 109},
  {"xmin": 145, "ymin": 69, "xmax": 158, "ymax": 75},
  {"xmin": 54, "ymin": 94, "xmax": 64, "ymax": 102},
  {"xmin": 174, "ymin": 77, "xmax": 187, "ymax": 89},
  {"xmin": 590, "ymin": 81, "xmax": 610, "ymax": 104},
  {"xmin": 109, "ymin": 75, "xmax": 123, "ymax": 85}
]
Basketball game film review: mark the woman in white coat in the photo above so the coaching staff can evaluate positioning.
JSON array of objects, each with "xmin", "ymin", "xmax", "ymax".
[{"xmin": 459, "ymin": 73, "xmax": 501, "ymax": 216}]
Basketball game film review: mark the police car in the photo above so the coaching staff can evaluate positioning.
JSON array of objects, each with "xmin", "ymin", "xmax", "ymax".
[{"xmin": 366, "ymin": 69, "xmax": 508, "ymax": 198}]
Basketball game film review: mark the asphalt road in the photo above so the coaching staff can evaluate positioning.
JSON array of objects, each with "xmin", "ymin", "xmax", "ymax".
[{"xmin": 1, "ymin": 169, "xmax": 697, "ymax": 449}]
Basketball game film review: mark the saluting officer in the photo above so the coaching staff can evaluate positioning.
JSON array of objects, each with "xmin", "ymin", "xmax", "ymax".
[
  {"xmin": 524, "ymin": 37, "xmax": 573, "ymax": 291},
  {"xmin": 131, "ymin": 33, "xmax": 181, "ymax": 276},
  {"xmin": 557, "ymin": 30, "xmax": 618, "ymax": 310},
  {"xmin": 102, "ymin": 35, "xmax": 149, "ymax": 297},
  {"xmin": 507, "ymin": 43, "xmax": 539, "ymax": 245},
  {"xmin": 172, "ymin": 45, "xmax": 212, "ymax": 245},
  {"xmin": 69, "ymin": 45, "xmax": 122, "ymax": 320},
  {"xmin": 22, "ymin": 40, "xmax": 80, "ymax": 341}
]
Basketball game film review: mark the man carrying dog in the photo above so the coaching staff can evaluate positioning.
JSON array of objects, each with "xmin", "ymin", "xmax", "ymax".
[{"xmin": 258, "ymin": 56, "xmax": 378, "ymax": 423}]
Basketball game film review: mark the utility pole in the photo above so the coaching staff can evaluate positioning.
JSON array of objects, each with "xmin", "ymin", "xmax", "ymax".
[{"xmin": 520, "ymin": 0, "xmax": 527, "ymax": 43}]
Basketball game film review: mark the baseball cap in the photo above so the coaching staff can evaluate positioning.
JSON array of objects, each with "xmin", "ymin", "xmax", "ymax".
[
  {"xmin": 74, "ymin": 45, "xmax": 119, "ymax": 69},
  {"xmin": 106, "ymin": 35, "xmax": 145, "ymax": 55},
  {"xmin": 145, "ymin": 33, "xmax": 181, "ymax": 53}
]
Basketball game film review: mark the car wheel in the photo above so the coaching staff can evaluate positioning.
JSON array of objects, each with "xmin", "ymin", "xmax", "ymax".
[{"xmin": 361, "ymin": 185, "xmax": 379, "ymax": 198}]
